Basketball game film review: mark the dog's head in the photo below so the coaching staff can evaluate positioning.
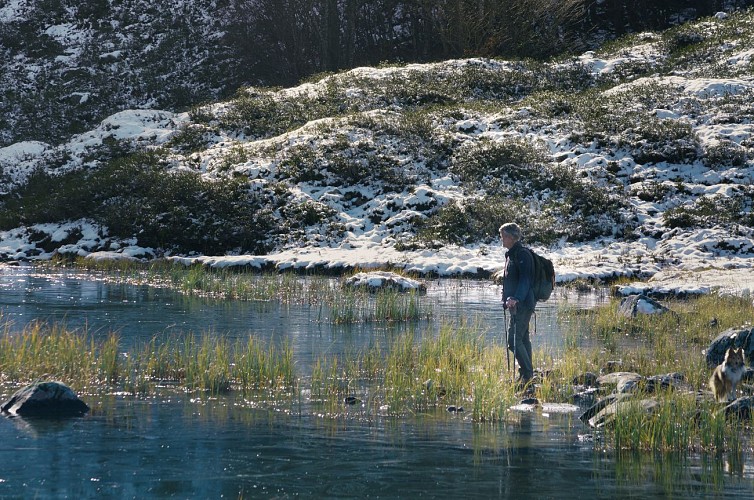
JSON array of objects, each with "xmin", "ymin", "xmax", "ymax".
[{"xmin": 724, "ymin": 347, "xmax": 745, "ymax": 368}]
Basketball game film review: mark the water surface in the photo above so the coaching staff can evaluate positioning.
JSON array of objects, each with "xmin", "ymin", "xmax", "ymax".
[{"xmin": 0, "ymin": 265, "xmax": 752, "ymax": 498}]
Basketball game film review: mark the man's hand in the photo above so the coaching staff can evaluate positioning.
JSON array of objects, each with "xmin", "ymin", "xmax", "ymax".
[{"xmin": 505, "ymin": 297, "xmax": 518, "ymax": 313}]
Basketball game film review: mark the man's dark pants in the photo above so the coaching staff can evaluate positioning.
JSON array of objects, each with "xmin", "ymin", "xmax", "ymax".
[{"xmin": 507, "ymin": 307, "xmax": 534, "ymax": 380}]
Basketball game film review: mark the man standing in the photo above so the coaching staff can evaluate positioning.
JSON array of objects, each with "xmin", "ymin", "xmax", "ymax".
[{"xmin": 499, "ymin": 223, "xmax": 535, "ymax": 389}]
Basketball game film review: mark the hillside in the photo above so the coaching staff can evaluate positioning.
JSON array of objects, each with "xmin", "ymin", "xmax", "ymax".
[
  {"xmin": 1, "ymin": 9, "xmax": 754, "ymax": 293},
  {"xmin": 2, "ymin": 0, "xmax": 748, "ymax": 148}
]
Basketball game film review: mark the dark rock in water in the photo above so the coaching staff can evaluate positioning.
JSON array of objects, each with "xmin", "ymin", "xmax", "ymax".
[
  {"xmin": 618, "ymin": 294, "xmax": 670, "ymax": 318},
  {"xmin": 572, "ymin": 387, "xmax": 600, "ymax": 407},
  {"xmin": 704, "ymin": 327, "xmax": 754, "ymax": 368},
  {"xmin": 1, "ymin": 380, "xmax": 89, "ymax": 417},
  {"xmin": 344, "ymin": 396, "xmax": 361, "ymax": 405},
  {"xmin": 519, "ymin": 397, "xmax": 539, "ymax": 405},
  {"xmin": 579, "ymin": 393, "xmax": 629, "ymax": 425},
  {"xmin": 446, "ymin": 405, "xmax": 464, "ymax": 413}
]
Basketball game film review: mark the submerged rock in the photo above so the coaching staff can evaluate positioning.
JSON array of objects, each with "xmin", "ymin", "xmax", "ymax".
[{"xmin": 1, "ymin": 380, "xmax": 89, "ymax": 417}]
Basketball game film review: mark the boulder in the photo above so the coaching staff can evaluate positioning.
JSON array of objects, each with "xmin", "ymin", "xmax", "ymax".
[
  {"xmin": 721, "ymin": 396, "xmax": 754, "ymax": 419},
  {"xmin": 596, "ymin": 371, "xmax": 643, "ymax": 393},
  {"xmin": 618, "ymin": 294, "xmax": 670, "ymax": 318},
  {"xmin": 584, "ymin": 397, "xmax": 659, "ymax": 428},
  {"xmin": 572, "ymin": 388, "xmax": 600, "ymax": 408},
  {"xmin": 645, "ymin": 372, "xmax": 688, "ymax": 393},
  {"xmin": 704, "ymin": 327, "xmax": 754, "ymax": 368},
  {"xmin": 1, "ymin": 380, "xmax": 89, "ymax": 417},
  {"xmin": 579, "ymin": 393, "xmax": 630, "ymax": 425}
]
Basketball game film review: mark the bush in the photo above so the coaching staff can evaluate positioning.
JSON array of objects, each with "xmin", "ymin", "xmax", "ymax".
[
  {"xmin": 450, "ymin": 138, "xmax": 550, "ymax": 192},
  {"xmin": 703, "ymin": 139, "xmax": 748, "ymax": 169},
  {"xmin": 415, "ymin": 195, "xmax": 567, "ymax": 247},
  {"xmin": 663, "ymin": 193, "xmax": 754, "ymax": 229},
  {"xmin": 0, "ymin": 152, "xmax": 280, "ymax": 255}
]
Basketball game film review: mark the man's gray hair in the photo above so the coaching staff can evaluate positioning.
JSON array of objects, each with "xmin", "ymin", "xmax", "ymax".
[{"xmin": 499, "ymin": 223, "xmax": 522, "ymax": 240}]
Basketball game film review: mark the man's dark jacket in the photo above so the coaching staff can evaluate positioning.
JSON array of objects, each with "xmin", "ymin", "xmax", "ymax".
[{"xmin": 503, "ymin": 241, "xmax": 536, "ymax": 311}]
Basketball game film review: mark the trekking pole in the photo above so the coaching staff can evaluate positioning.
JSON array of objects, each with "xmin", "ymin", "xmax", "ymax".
[
  {"xmin": 503, "ymin": 307, "xmax": 510, "ymax": 372},
  {"xmin": 533, "ymin": 310, "xmax": 537, "ymax": 336},
  {"xmin": 530, "ymin": 311, "xmax": 535, "ymax": 380},
  {"xmin": 511, "ymin": 310, "xmax": 517, "ymax": 384}
]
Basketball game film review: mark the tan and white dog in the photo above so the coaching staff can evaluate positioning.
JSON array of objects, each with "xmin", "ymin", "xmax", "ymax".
[{"xmin": 709, "ymin": 347, "xmax": 746, "ymax": 402}]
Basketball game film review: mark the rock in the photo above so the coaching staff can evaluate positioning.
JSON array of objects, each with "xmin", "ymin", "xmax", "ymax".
[
  {"xmin": 585, "ymin": 397, "xmax": 659, "ymax": 428},
  {"xmin": 721, "ymin": 396, "xmax": 754, "ymax": 419},
  {"xmin": 540, "ymin": 403, "xmax": 580, "ymax": 414},
  {"xmin": 1, "ymin": 380, "xmax": 89, "ymax": 417},
  {"xmin": 572, "ymin": 387, "xmax": 600, "ymax": 407},
  {"xmin": 596, "ymin": 371, "xmax": 643, "ymax": 393},
  {"xmin": 579, "ymin": 393, "xmax": 626, "ymax": 424},
  {"xmin": 617, "ymin": 294, "xmax": 670, "ymax": 318},
  {"xmin": 704, "ymin": 327, "xmax": 754, "ymax": 368},
  {"xmin": 645, "ymin": 372, "xmax": 686, "ymax": 393}
]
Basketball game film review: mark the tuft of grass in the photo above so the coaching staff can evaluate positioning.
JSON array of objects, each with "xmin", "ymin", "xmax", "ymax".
[{"xmin": 0, "ymin": 321, "xmax": 296, "ymax": 398}]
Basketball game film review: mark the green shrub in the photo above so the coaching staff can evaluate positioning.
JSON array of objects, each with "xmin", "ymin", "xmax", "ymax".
[
  {"xmin": 220, "ymin": 84, "xmax": 354, "ymax": 139},
  {"xmin": 703, "ymin": 139, "xmax": 748, "ymax": 169},
  {"xmin": 277, "ymin": 145, "xmax": 324, "ymax": 183},
  {"xmin": 571, "ymin": 83, "xmax": 701, "ymax": 163},
  {"xmin": 0, "ymin": 151, "xmax": 280, "ymax": 254},
  {"xmin": 414, "ymin": 195, "xmax": 567, "ymax": 246},
  {"xmin": 450, "ymin": 138, "xmax": 549, "ymax": 191},
  {"xmin": 663, "ymin": 193, "xmax": 754, "ymax": 229},
  {"xmin": 631, "ymin": 181, "xmax": 673, "ymax": 203}
]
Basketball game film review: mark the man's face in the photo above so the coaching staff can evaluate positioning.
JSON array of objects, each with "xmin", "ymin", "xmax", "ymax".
[{"xmin": 500, "ymin": 231, "xmax": 515, "ymax": 250}]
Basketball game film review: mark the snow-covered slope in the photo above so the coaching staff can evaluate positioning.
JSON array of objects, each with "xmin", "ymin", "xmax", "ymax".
[{"xmin": 2, "ymin": 10, "xmax": 754, "ymax": 296}]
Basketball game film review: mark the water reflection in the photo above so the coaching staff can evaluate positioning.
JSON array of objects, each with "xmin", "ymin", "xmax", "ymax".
[{"xmin": 1, "ymin": 265, "xmax": 752, "ymax": 497}]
